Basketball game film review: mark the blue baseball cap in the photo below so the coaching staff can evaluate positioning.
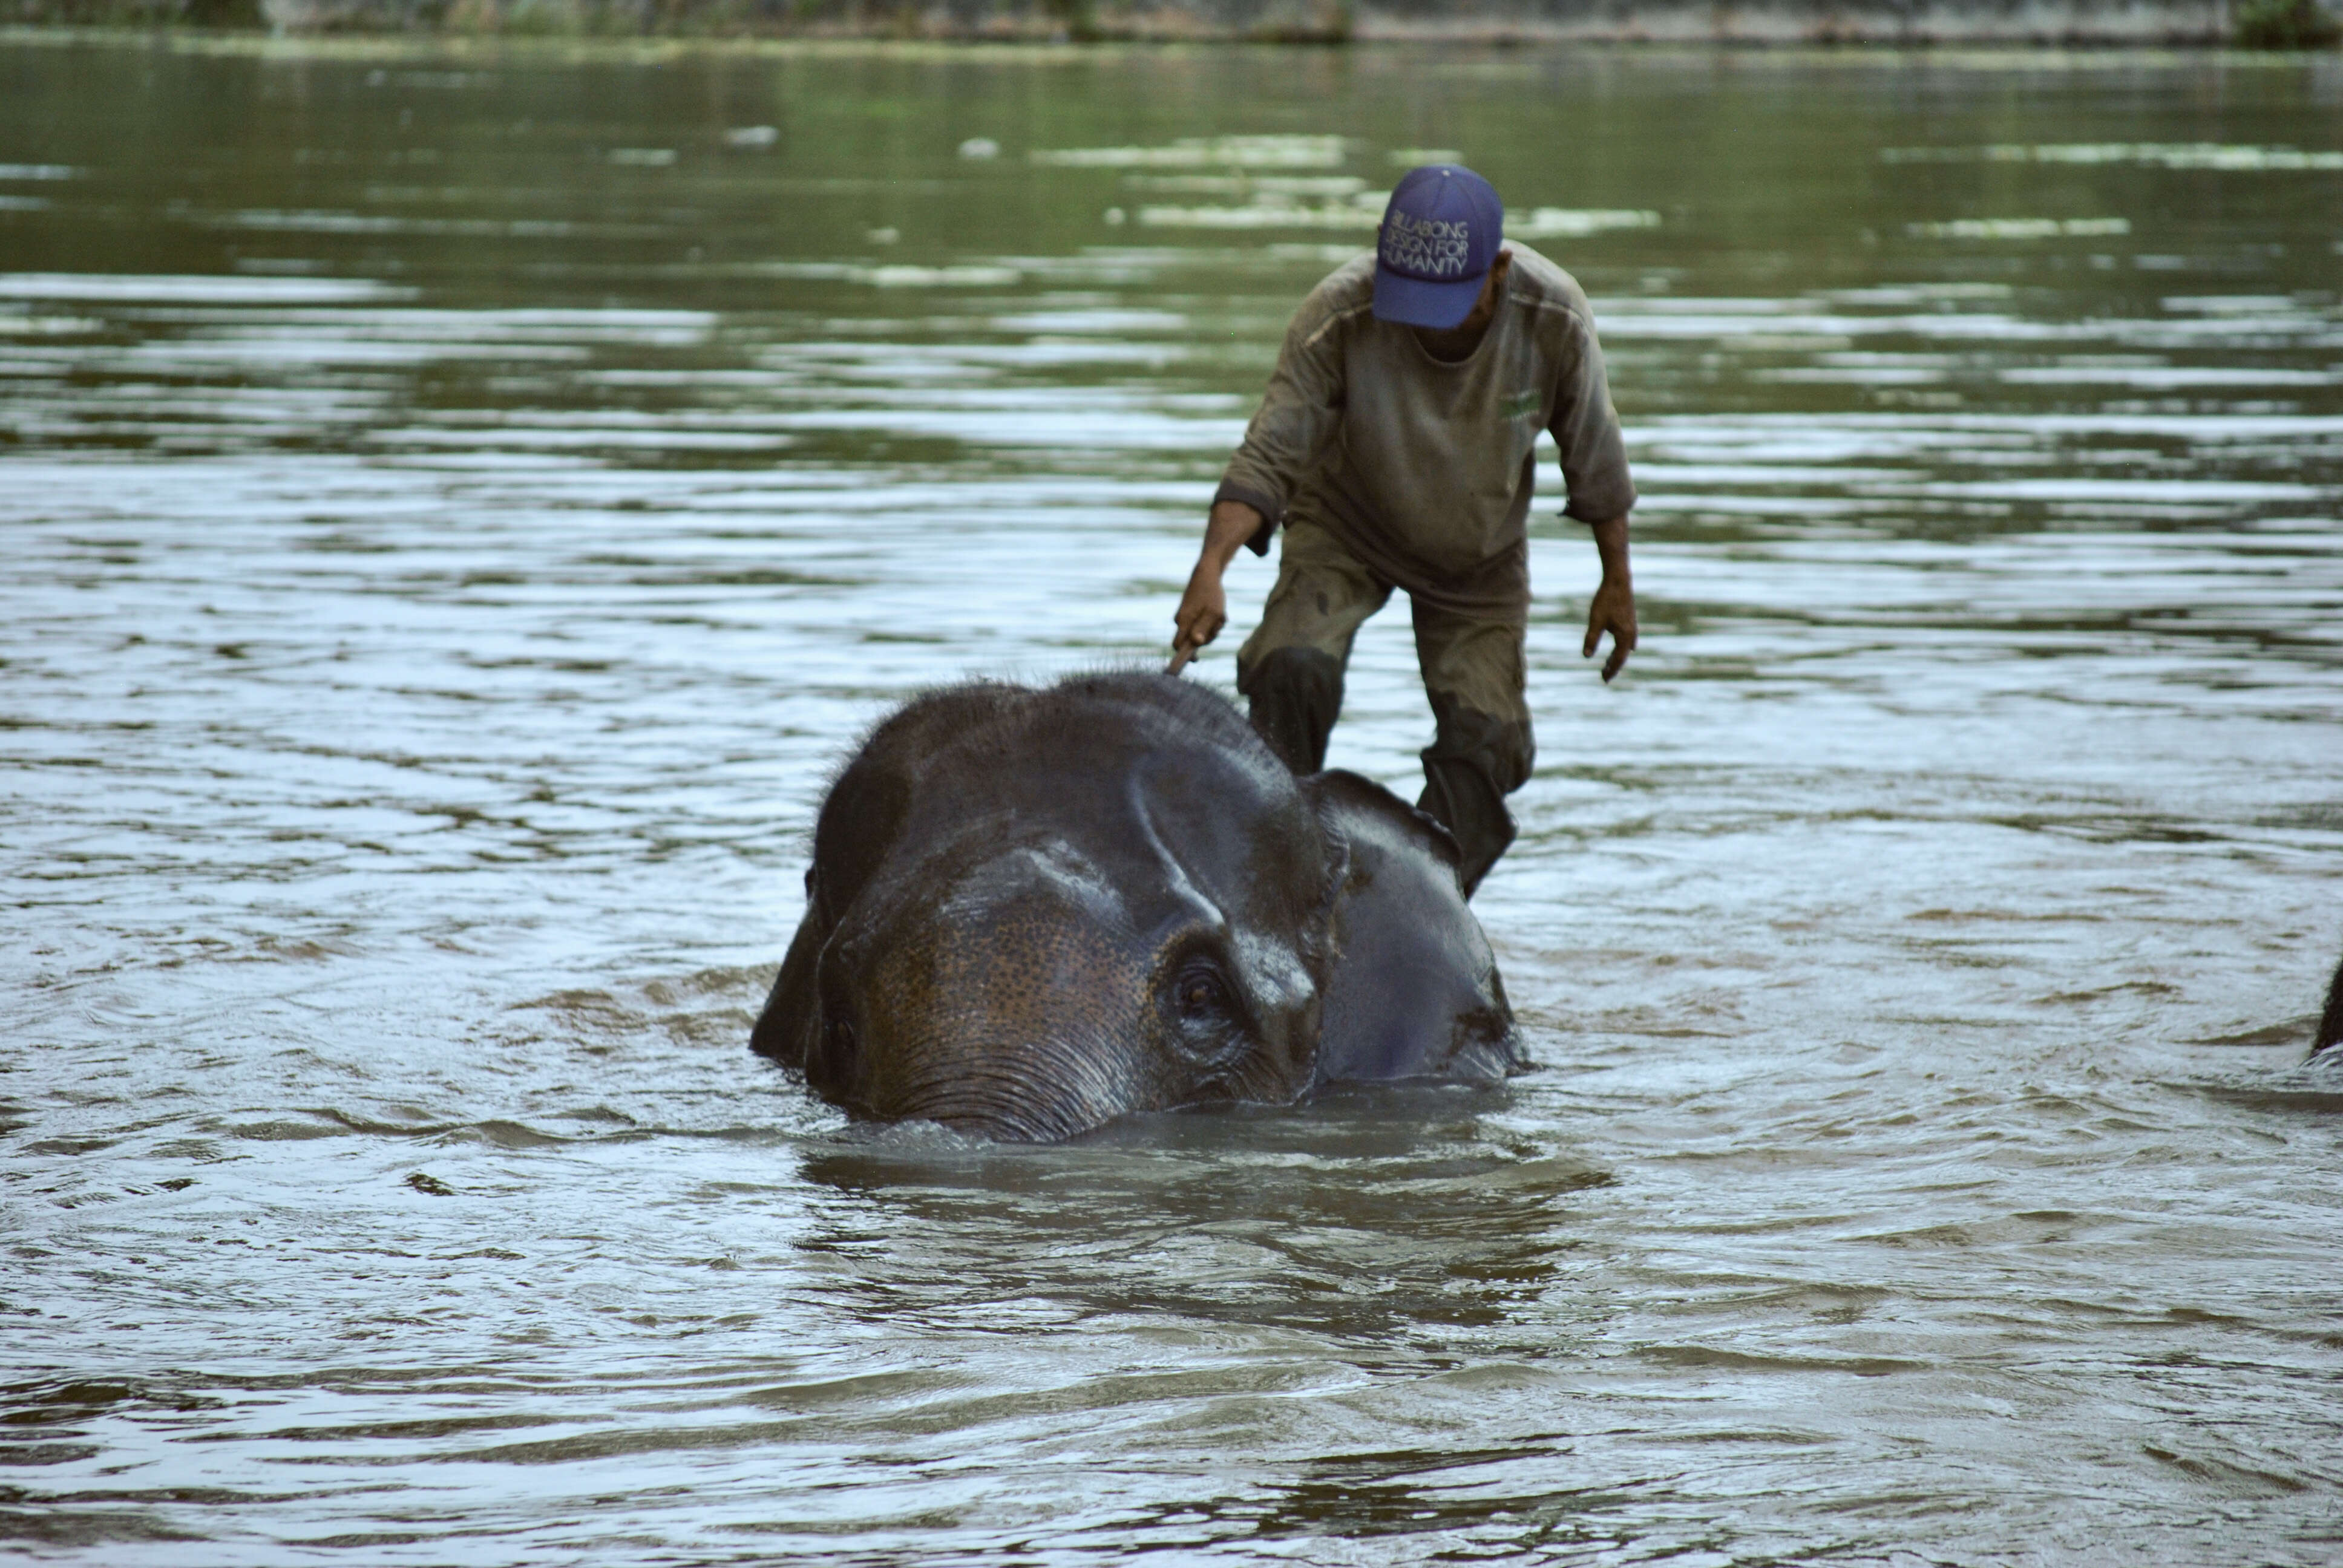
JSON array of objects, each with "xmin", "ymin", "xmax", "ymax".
[{"xmin": 1371, "ymin": 164, "xmax": 1504, "ymax": 330}]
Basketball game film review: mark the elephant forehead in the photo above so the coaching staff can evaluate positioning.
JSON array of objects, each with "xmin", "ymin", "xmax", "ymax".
[
  {"xmin": 888, "ymin": 869, "xmax": 1147, "ymax": 1024},
  {"xmin": 837, "ymin": 841, "xmax": 1136, "ymax": 1010},
  {"xmin": 922, "ymin": 831, "xmax": 1292, "ymax": 967},
  {"xmin": 900, "ymin": 748, "xmax": 1323, "ymax": 927},
  {"xmin": 1119, "ymin": 748, "xmax": 1325, "ymax": 918},
  {"xmin": 868, "ymin": 826, "xmax": 1319, "ymax": 1031},
  {"xmin": 936, "ymin": 836, "xmax": 1132, "ymax": 932}
]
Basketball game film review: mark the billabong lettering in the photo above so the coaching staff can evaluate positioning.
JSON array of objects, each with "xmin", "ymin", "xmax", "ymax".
[{"xmin": 1380, "ymin": 214, "xmax": 1473, "ymax": 278}]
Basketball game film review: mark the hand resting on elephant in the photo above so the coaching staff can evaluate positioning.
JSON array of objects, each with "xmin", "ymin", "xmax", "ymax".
[{"xmin": 750, "ymin": 671, "xmax": 1522, "ymax": 1141}]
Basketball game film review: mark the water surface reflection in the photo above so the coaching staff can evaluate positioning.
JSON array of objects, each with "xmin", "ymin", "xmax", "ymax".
[{"xmin": 2, "ymin": 36, "xmax": 2339, "ymax": 1566}]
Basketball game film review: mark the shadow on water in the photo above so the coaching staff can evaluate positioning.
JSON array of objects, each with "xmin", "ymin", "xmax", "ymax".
[
  {"xmin": 2187, "ymin": 1044, "xmax": 2343, "ymax": 1119},
  {"xmin": 793, "ymin": 1086, "xmax": 1613, "ymax": 1343},
  {"xmin": 1113, "ymin": 1441, "xmax": 1677, "ymax": 1549}
]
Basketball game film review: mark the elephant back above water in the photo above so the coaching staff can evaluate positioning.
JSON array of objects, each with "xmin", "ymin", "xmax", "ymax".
[{"xmin": 751, "ymin": 671, "xmax": 1521, "ymax": 1141}]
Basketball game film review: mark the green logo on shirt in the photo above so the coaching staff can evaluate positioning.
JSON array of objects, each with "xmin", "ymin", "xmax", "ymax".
[{"xmin": 1499, "ymin": 390, "xmax": 1541, "ymax": 421}]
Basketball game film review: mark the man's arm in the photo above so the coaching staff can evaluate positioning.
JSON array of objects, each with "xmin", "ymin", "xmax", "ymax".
[
  {"xmin": 1168, "ymin": 273, "xmax": 1358, "ymax": 670},
  {"xmin": 1543, "ymin": 296, "xmax": 1638, "ymax": 685},
  {"xmin": 1582, "ymin": 514, "xmax": 1636, "ymax": 684},
  {"xmin": 1170, "ymin": 499, "xmax": 1267, "ymax": 671}
]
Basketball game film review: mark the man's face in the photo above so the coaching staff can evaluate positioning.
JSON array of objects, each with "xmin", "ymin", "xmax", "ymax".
[
  {"xmin": 1416, "ymin": 249, "xmax": 1513, "ymax": 348},
  {"xmin": 1459, "ymin": 249, "xmax": 1514, "ymax": 333}
]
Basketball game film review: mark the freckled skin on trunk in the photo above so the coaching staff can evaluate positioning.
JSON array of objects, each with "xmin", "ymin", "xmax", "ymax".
[{"xmin": 752, "ymin": 671, "xmax": 1519, "ymax": 1142}]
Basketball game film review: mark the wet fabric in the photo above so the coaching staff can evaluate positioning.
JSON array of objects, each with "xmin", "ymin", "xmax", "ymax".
[
  {"xmin": 1240, "ymin": 647, "xmax": 1344, "ymax": 776},
  {"xmin": 1417, "ymin": 693, "xmax": 1533, "ymax": 897},
  {"xmin": 1216, "ymin": 242, "xmax": 1636, "ymax": 611},
  {"xmin": 1236, "ymin": 518, "xmax": 1534, "ymax": 893}
]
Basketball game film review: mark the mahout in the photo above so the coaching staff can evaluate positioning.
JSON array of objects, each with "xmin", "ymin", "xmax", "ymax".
[{"xmin": 750, "ymin": 671, "xmax": 1519, "ymax": 1141}]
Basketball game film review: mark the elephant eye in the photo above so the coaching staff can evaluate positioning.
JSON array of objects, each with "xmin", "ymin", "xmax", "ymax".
[
  {"xmin": 1161, "ymin": 950, "xmax": 1251, "ymax": 1073},
  {"xmin": 1172, "ymin": 958, "xmax": 1230, "ymax": 1022}
]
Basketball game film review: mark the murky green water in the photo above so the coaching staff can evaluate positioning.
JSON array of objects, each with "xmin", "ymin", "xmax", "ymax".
[{"xmin": 4, "ymin": 34, "xmax": 2340, "ymax": 1564}]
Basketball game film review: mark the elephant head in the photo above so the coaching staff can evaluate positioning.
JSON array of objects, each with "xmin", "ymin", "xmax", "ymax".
[{"xmin": 752, "ymin": 673, "xmax": 1517, "ymax": 1141}]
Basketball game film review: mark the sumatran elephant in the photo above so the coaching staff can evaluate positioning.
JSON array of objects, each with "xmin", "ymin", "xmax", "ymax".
[
  {"xmin": 2318, "ymin": 947, "xmax": 2343, "ymax": 1059},
  {"xmin": 750, "ymin": 671, "xmax": 1521, "ymax": 1141}
]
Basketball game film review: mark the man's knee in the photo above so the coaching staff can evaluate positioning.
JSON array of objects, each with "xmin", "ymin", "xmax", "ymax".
[
  {"xmin": 1240, "ymin": 645, "xmax": 1345, "ymax": 774},
  {"xmin": 1417, "ymin": 693, "xmax": 1535, "ymax": 897}
]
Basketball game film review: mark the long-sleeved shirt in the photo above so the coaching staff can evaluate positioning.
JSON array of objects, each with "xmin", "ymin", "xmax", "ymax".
[{"xmin": 1215, "ymin": 242, "xmax": 1636, "ymax": 614}]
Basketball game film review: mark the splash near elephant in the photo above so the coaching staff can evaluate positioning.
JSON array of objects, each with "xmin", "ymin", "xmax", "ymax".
[{"xmin": 751, "ymin": 671, "xmax": 1521, "ymax": 1141}]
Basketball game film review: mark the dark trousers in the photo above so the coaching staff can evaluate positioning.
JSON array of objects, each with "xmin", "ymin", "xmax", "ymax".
[{"xmin": 1234, "ymin": 518, "xmax": 1533, "ymax": 897}]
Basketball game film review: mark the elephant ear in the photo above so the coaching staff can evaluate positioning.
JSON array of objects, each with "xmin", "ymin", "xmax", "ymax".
[
  {"xmin": 750, "ymin": 737, "xmax": 921, "ymax": 1068},
  {"xmin": 1303, "ymin": 770, "xmax": 1523, "ymax": 1085},
  {"xmin": 752, "ymin": 682, "xmax": 1031, "ymax": 1068},
  {"xmin": 2316, "ymin": 946, "xmax": 2343, "ymax": 1059}
]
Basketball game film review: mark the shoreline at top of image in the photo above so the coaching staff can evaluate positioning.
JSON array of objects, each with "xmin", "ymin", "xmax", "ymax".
[{"xmin": 4, "ymin": 0, "xmax": 2339, "ymax": 53}]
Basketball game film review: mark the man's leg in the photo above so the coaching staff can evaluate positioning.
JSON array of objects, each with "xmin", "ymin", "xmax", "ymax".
[
  {"xmin": 1234, "ymin": 519, "xmax": 1391, "ymax": 774},
  {"xmin": 1411, "ymin": 599, "xmax": 1535, "ymax": 897}
]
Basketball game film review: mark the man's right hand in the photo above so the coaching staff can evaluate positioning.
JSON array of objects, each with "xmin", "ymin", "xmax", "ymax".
[
  {"xmin": 1172, "ymin": 567, "xmax": 1227, "ymax": 665},
  {"xmin": 1170, "ymin": 499, "xmax": 1266, "ymax": 668}
]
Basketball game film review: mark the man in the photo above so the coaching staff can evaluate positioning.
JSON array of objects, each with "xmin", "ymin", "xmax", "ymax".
[{"xmin": 1170, "ymin": 163, "xmax": 1639, "ymax": 897}]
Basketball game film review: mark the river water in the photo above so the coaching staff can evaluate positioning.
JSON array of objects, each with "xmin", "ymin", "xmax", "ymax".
[{"xmin": 4, "ymin": 34, "xmax": 2340, "ymax": 1564}]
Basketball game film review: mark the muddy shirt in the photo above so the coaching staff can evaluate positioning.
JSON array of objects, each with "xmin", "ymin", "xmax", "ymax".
[{"xmin": 1215, "ymin": 243, "xmax": 1636, "ymax": 612}]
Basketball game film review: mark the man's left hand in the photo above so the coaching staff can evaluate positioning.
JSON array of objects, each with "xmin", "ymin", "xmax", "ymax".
[
  {"xmin": 1583, "ymin": 573, "xmax": 1637, "ymax": 683},
  {"xmin": 1582, "ymin": 515, "xmax": 1637, "ymax": 683}
]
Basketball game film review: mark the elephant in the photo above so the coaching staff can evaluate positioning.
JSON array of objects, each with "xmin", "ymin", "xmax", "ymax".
[
  {"xmin": 2319, "ymin": 946, "xmax": 2342, "ymax": 1059},
  {"xmin": 750, "ymin": 671, "xmax": 1522, "ymax": 1141}
]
